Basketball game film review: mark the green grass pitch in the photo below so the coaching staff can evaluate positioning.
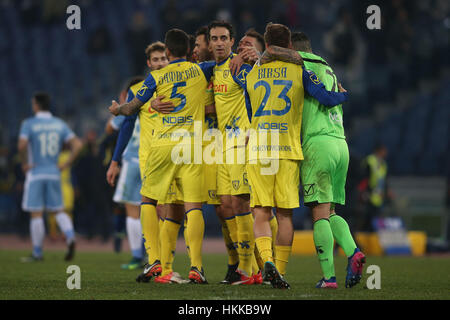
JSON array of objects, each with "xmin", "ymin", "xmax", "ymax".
[{"xmin": 1, "ymin": 249, "xmax": 449, "ymax": 300}]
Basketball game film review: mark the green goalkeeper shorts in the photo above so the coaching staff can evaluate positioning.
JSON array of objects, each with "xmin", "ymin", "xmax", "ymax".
[{"xmin": 300, "ymin": 135, "xmax": 349, "ymax": 205}]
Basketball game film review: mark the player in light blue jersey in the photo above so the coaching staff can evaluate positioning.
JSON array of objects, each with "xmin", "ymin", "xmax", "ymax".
[
  {"xmin": 18, "ymin": 92, "xmax": 82, "ymax": 262},
  {"xmin": 107, "ymin": 76, "xmax": 145, "ymax": 270}
]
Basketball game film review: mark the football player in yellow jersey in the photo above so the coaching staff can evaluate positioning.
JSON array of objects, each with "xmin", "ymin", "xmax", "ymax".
[
  {"xmin": 205, "ymin": 21, "xmax": 257, "ymax": 285},
  {"xmin": 109, "ymin": 29, "xmax": 215, "ymax": 284},
  {"xmin": 246, "ymin": 23, "xmax": 348, "ymax": 289},
  {"xmin": 106, "ymin": 42, "xmax": 173, "ymax": 280}
]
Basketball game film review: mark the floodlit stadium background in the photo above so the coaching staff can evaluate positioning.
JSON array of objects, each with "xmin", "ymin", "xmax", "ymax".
[{"xmin": 0, "ymin": 0, "xmax": 448, "ymax": 254}]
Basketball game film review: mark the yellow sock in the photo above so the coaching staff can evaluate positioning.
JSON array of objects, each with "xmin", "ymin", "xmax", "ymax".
[
  {"xmin": 255, "ymin": 236, "xmax": 273, "ymax": 263},
  {"xmin": 221, "ymin": 222, "xmax": 239, "ymax": 266},
  {"xmin": 254, "ymin": 246, "xmax": 264, "ymax": 270},
  {"xmin": 274, "ymin": 245, "xmax": 292, "ymax": 276},
  {"xmin": 225, "ymin": 216, "xmax": 239, "ymax": 258},
  {"xmin": 183, "ymin": 217, "xmax": 190, "ymax": 259},
  {"xmin": 185, "ymin": 209, "xmax": 204, "ymax": 270},
  {"xmin": 269, "ymin": 215, "xmax": 278, "ymax": 256},
  {"xmin": 235, "ymin": 212, "xmax": 255, "ymax": 276},
  {"xmin": 160, "ymin": 219, "xmax": 181, "ymax": 276},
  {"xmin": 140, "ymin": 203, "xmax": 160, "ymax": 263}
]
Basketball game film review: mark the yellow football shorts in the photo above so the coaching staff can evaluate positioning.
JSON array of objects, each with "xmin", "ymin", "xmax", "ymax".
[
  {"xmin": 203, "ymin": 162, "xmax": 220, "ymax": 205},
  {"xmin": 217, "ymin": 147, "xmax": 250, "ymax": 196},
  {"xmin": 247, "ymin": 158, "xmax": 300, "ymax": 208},
  {"xmin": 139, "ymin": 148, "xmax": 183, "ymax": 205},
  {"xmin": 141, "ymin": 145, "xmax": 203, "ymax": 203}
]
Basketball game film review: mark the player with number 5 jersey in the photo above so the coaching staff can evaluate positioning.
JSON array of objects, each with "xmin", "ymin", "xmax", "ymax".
[{"xmin": 109, "ymin": 29, "xmax": 215, "ymax": 284}]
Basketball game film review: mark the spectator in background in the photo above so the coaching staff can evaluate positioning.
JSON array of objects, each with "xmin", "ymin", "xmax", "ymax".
[
  {"xmin": 357, "ymin": 144, "xmax": 393, "ymax": 232},
  {"xmin": 42, "ymin": 0, "xmax": 68, "ymax": 25},
  {"xmin": 323, "ymin": 6, "xmax": 365, "ymax": 104},
  {"xmin": 87, "ymin": 26, "xmax": 113, "ymax": 55},
  {"xmin": 126, "ymin": 11, "xmax": 152, "ymax": 75},
  {"xmin": 72, "ymin": 129, "xmax": 113, "ymax": 241}
]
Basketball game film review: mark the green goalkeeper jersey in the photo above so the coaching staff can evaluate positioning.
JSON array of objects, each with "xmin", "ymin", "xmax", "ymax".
[{"xmin": 299, "ymin": 51, "xmax": 346, "ymax": 143}]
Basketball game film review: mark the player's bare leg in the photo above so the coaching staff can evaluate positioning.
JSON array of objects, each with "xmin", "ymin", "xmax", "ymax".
[
  {"xmin": 274, "ymin": 208, "xmax": 293, "ymax": 277},
  {"xmin": 310, "ymin": 202, "xmax": 337, "ymax": 288},
  {"xmin": 254, "ymin": 206, "xmax": 289, "ymax": 289}
]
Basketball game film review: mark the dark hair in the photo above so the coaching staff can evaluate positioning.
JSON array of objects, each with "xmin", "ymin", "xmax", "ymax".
[
  {"xmin": 195, "ymin": 26, "xmax": 209, "ymax": 43},
  {"xmin": 33, "ymin": 92, "xmax": 51, "ymax": 111},
  {"xmin": 187, "ymin": 34, "xmax": 196, "ymax": 62},
  {"xmin": 291, "ymin": 31, "xmax": 312, "ymax": 52},
  {"xmin": 244, "ymin": 28, "xmax": 265, "ymax": 52},
  {"xmin": 264, "ymin": 23, "xmax": 291, "ymax": 48},
  {"xmin": 164, "ymin": 28, "xmax": 189, "ymax": 57},
  {"xmin": 208, "ymin": 20, "xmax": 234, "ymax": 40},
  {"xmin": 145, "ymin": 41, "xmax": 166, "ymax": 60},
  {"xmin": 123, "ymin": 76, "xmax": 145, "ymax": 93}
]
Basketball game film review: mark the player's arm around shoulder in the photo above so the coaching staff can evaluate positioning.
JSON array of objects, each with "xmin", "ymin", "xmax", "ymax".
[
  {"xmin": 302, "ymin": 69, "xmax": 348, "ymax": 107},
  {"xmin": 109, "ymin": 74, "xmax": 156, "ymax": 116},
  {"xmin": 259, "ymin": 45, "xmax": 304, "ymax": 67}
]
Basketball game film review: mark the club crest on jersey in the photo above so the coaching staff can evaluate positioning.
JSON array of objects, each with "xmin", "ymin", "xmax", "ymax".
[
  {"xmin": 137, "ymin": 84, "xmax": 148, "ymax": 96},
  {"xmin": 307, "ymin": 71, "xmax": 321, "ymax": 85},
  {"xmin": 208, "ymin": 190, "xmax": 217, "ymax": 200},
  {"xmin": 232, "ymin": 180, "xmax": 240, "ymax": 190},
  {"xmin": 223, "ymin": 70, "xmax": 230, "ymax": 78},
  {"xmin": 303, "ymin": 184, "xmax": 315, "ymax": 196},
  {"xmin": 226, "ymin": 116, "xmax": 241, "ymax": 138},
  {"xmin": 237, "ymin": 68, "xmax": 249, "ymax": 83}
]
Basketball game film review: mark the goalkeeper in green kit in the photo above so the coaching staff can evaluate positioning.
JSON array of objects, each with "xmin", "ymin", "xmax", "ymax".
[{"xmin": 260, "ymin": 31, "xmax": 366, "ymax": 289}]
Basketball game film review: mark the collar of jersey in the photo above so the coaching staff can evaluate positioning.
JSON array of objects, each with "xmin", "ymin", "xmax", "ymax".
[
  {"xmin": 217, "ymin": 53, "xmax": 234, "ymax": 67},
  {"xmin": 169, "ymin": 58, "xmax": 186, "ymax": 65},
  {"xmin": 36, "ymin": 111, "xmax": 52, "ymax": 118}
]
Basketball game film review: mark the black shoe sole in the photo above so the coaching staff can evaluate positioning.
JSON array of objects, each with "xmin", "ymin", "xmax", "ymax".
[{"xmin": 264, "ymin": 263, "xmax": 290, "ymax": 289}]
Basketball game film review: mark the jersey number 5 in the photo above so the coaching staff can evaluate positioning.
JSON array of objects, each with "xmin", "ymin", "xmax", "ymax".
[
  {"xmin": 170, "ymin": 81, "xmax": 186, "ymax": 112},
  {"xmin": 254, "ymin": 80, "xmax": 292, "ymax": 117}
]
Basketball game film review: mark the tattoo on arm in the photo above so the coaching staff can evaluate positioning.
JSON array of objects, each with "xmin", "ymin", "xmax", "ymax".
[
  {"xmin": 266, "ymin": 45, "xmax": 304, "ymax": 66},
  {"xmin": 119, "ymin": 97, "xmax": 144, "ymax": 116},
  {"xmin": 259, "ymin": 50, "xmax": 275, "ymax": 65}
]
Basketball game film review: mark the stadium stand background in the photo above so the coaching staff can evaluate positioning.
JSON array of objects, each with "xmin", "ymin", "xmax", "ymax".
[{"xmin": 0, "ymin": 0, "xmax": 448, "ymax": 246}]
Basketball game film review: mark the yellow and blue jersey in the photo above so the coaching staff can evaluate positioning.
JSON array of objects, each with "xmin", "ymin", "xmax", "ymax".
[
  {"xmin": 136, "ymin": 59, "xmax": 215, "ymax": 147},
  {"xmin": 245, "ymin": 61, "xmax": 349, "ymax": 160},
  {"xmin": 111, "ymin": 80, "xmax": 156, "ymax": 168},
  {"xmin": 245, "ymin": 61, "xmax": 304, "ymax": 160},
  {"xmin": 212, "ymin": 54, "xmax": 252, "ymax": 151}
]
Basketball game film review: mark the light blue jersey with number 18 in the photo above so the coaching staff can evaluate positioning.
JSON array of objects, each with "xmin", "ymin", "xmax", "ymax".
[{"xmin": 19, "ymin": 111, "xmax": 75, "ymax": 176}]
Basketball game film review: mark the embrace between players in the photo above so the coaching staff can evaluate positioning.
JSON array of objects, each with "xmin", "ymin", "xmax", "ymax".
[{"xmin": 106, "ymin": 21, "xmax": 366, "ymax": 289}]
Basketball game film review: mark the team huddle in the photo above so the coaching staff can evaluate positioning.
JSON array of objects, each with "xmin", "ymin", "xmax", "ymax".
[{"xmin": 19, "ymin": 20, "xmax": 366, "ymax": 290}]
